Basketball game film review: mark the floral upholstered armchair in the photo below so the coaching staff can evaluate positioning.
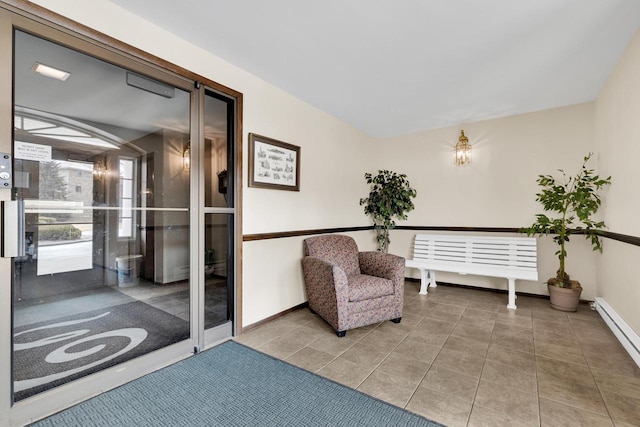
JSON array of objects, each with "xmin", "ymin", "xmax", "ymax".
[{"xmin": 301, "ymin": 235, "xmax": 405, "ymax": 337}]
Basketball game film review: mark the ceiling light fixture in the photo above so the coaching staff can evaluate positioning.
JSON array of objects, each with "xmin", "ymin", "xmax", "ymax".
[
  {"xmin": 31, "ymin": 63, "xmax": 71, "ymax": 81},
  {"xmin": 455, "ymin": 129, "xmax": 471, "ymax": 165}
]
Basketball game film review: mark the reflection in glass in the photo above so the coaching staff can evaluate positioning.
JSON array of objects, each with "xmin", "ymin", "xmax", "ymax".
[
  {"xmin": 12, "ymin": 30, "xmax": 191, "ymax": 401},
  {"xmin": 204, "ymin": 214, "xmax": 231, "ymax": 329},
  {"xmin": 204, "ymin": 91, "xmax": 231, "ymax": 208}
]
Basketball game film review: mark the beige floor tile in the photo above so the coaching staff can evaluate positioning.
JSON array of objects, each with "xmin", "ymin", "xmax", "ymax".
[
  {"xmin": 600, "ymin": 391, "xmax": 640, "ymax": 426},
  {"xmin": 537, "ymin": 377, "xmax": 607, "ymax": 415},
  {"xmin": 285, "ymin": 346, "xmax": 335, "ymax": 372},
  {"xmin": 392, "ymin": 337, "xmax": 442, "ymax": 364},
  {"xmin": 533, "ymin": 329, "xmax": 580, "ymax": 348},
  {"xmin": 574, "ymin": 328, "xmax": 622, "ymax": 346},
  {"xmin": 591, "ymin": 368, "xmax": 640, "ymax": 399},
  {"xmin": 307, "ymin": 334, "xmax": 358, "ymax": 356},
  {"xmin": 443, "ymin": 334, "xmax": 490, "ymax": 356},
  {"xmin": 406, "ymin": 386, "xmax": 473, "ymax": 427},
  {"xmin": 539, "ymin": 398, "xmax": 613, "ymax": 427},
  {"xmin": 463, "ymin": 307, "xmax": 499, "ymax": 321},
  {"xmin": 431, "ymin": 348, "xmax": 485, "ymax": 378},
  {"xmin": 533, "ymin": 317, "xmax": 572, "ymax": 332},
  {"xmin": 534, "ymin": 341, "xmax": 587, "ymax": 365},
  {"xmin": 357, "ymin": 329, "xmax": 406, "ymax": 352},
  {"xmin": 474, "ymin": 379, "xmax": 540, "ymax": 425},
  {"xmin": 495, "ymin": 312, "xmax": 533, "ymax": 329},
  {"xmin": 317, "ymin": 357, "xmax": 375, "ymax": 388},
  {"xmin": 436, "ymin": 301, "xmax": 469, "ymax": 313},
  {"xmin": 468, "ymin": 405, "xmax": 536, "ymax": 427},
  {"xmin": 467, "ymin": 301, "xmax": 501, "ymax": 313},
  {"xmin": 424, "ymin": 308, "xmax": 462, "ymax": 323},
  {"xmin": 485, "ymin": 342, "xmax": 536, "ymax": 371},
  {"xmin": 481, "ymin": 359, "xmax": 537, "ymax": 394},
  {"xmin": 357, "ymin": 368, "xmax": 421, "ymax": 408},
  {"xmin": 420, "ymin": 365, "xmax": 479, "ymax": 402},
  {"xmin": 399, "ymin": 311, "xmax": 425, "ymax": 328},
  {"xmin": 452, "ymin": 323, "xmax": 493, "ymax": 342},
  {"xmin": 498, "ymin": 306, "xmax": 532, "ymax": 318},
  {"xmin": 492, "ymin": 322, "xmax": 534, "ymax": 340},
  {"xmin": 257, "ymin": 333, "xmax": 313, "ymax": 359},
  {"xmin": 415, "ymin": 317, "xmax": 457, "ymax": 334},
  {"xmin": 373, "ymin": 320, "xmax": 413, "ymax": 336},
  {"xmin": 568, "ymin": 316, "xmax": 611, "ymax": 332},
  {"xmin": 405, "ymin": 328, "xmax": 450, "ymax": 347},
  {"xmin": 531, "ymin": 308, "xmax": 569, "ymax": 321},
  {"xmin": 340, "ymin": 342, "xmax": 390, "ymax": 365},
  {"xmin": 377, "ymin": 351, "xmax": 431, "ymax": 382},
  {"xmin": 536, "ymin": 356, "xmax": 597, "ymax": 387},
  {"xmin": 490, "ymin": 333, "xmax": 534, "ymax": 354},
  {"xmin": 582, "ymin": 349, "xmax": 640, "ymax": 377},
  {"xmin": 457, "ymin": 315, "xmax": 496, "ymax": 331}
]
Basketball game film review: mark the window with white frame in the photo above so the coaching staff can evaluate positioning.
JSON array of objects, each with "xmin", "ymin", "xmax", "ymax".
[{"xmin": 118, "ymin": 157, "xmax": 135, "ymax": 238}]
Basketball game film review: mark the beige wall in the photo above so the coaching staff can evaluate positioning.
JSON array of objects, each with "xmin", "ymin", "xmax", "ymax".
[
  {"xmin": 378, "ymin": 104, "xmax": 599, "ymax": 299},
  {"xmin": 595, "ymin": 28, "xmax": 640, "ymax": 336}
]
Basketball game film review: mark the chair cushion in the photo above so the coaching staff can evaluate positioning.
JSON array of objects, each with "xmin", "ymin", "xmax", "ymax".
[
  {"xmin": 347, "ymin": 274, "xmax": 394, "ymax": 302},
  {"xmin": 303, "ymin": 235, "xmax": 361, "ymax": 276}
]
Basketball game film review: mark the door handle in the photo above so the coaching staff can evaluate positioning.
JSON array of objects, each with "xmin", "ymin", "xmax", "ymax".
[{"xmin": 2, "ymin": 200, "xmax": 25, "ymax": 258}]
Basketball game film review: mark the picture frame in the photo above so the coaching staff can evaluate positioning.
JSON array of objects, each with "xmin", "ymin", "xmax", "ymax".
[{"xmin": 248, "ymin": 133, "xmax": 300, "ymax": 191}]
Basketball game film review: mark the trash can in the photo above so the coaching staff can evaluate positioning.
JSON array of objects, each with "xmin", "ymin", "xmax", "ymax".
[{"xmin": 115, "ymin": 254, "xmax": 143, "ymax": 287}]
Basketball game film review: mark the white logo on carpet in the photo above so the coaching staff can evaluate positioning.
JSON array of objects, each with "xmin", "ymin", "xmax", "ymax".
[{"xmin": 14, "ymin": 312, "xmax": 148, "ymax": 392}]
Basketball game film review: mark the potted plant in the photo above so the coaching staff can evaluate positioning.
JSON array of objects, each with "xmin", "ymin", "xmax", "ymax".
[
  {"xmin": 522, "ymin": 153, "xmax": 611, "ymax": 311},
  {"xmin": 360, "ymin": 170, "xmax": 417, "ymax": 253}
]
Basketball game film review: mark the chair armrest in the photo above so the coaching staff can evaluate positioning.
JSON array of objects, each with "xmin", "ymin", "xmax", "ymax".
[
  {"xmin": 302, "ymin": 256, "xmax": 350, "ymax": 310},
  {"xmin": 359, "ymin": 251, "xmax": 405, "ymax": 284}
]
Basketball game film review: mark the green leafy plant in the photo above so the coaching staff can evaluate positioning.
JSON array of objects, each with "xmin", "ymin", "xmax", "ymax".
[
  {"xmin": 360, "ymin": 170, "xmax": 417, "ymax": 252},
  {"xmin": 521, "ymin": 153, "xmax": 611, "ymax": 288}
]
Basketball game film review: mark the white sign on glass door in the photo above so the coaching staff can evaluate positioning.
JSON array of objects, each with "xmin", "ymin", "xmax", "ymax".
[{"xmin": 15, "ymin": 141, "xmax": 52, "ymax": 162}]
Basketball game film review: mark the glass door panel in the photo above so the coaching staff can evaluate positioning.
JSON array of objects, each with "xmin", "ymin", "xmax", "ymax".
[
  {"xmin": 12, "ymin": 30, "xmax": 192, "ymax": 401},
  {"xmin": 202, "ymin": 89, "xmax": 234, "ymax": 343},
  {"xmin": 204, "ymin": 214, "xmax": 231, "ymax": 329}
]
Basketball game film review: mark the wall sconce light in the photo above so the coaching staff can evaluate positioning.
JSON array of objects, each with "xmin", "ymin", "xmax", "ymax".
[
  {"xmin": 93, "ymin": 160, "xmax": 107, "ymax": 180},
  {"xmin": 183, "ymin": 141, "xmax": 191, "ymax": 171},
  {"xmin": 455, "ymin": 129, "xmax": 471, "ymax": 165}
]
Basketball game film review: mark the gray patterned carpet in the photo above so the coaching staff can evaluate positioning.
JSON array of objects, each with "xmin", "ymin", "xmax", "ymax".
[
  {"xmin": 31, "ymin": 341, "xmax": 442, "ymax": 426},
  {"xmin": 14, "ymin": 301, "xmax": 190, "ymax": 401}
]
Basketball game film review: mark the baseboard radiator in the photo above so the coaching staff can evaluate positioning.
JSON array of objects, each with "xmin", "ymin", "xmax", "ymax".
[{"xmin": 594, "ymin": 297, "xmax": 640, "ymax": 368}]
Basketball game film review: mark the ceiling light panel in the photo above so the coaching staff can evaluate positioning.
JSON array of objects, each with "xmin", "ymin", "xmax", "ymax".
[{"xmin": 31, "ymin": 63, "xmax": 71, "ymax": 81}]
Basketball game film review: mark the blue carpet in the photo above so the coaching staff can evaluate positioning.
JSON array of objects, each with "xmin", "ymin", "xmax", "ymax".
[{"xmin": 31, "ymin": 341, "xmax": 442, "ymax": 426}]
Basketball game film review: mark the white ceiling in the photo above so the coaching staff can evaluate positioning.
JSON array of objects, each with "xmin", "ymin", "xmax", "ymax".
[{"xmin": 110, "ymin": 0, "xmax": 640, "ymax": 138}]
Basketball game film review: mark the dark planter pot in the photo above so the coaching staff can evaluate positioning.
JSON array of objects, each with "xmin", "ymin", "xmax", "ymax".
[{"xmin": 548, "ymin": 283, "xmax": 582, "ymax": 312}]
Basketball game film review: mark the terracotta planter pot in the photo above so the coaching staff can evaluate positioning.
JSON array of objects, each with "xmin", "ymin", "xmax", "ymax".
[{"xmin": 548, "ymin": 283, "xmax": 581, "ymax": 312}]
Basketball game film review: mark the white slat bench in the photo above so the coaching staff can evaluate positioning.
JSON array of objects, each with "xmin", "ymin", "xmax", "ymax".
[{"xmin": 405, "ymin": 234, "xmax": 538, "ymax": 309}]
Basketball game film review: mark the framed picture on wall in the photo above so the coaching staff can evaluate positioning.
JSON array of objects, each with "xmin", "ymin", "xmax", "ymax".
[{"xmin": 248, "ymin": 133, "xmax": 300, "ymax": 191}]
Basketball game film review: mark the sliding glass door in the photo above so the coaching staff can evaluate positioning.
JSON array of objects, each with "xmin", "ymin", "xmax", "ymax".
[
  {"xmin": 2, "ymin": 19, "xmax": 238, "ymax": 412},
  {"xmin": 11, "ymin": 29, "xmax": 193, "ymax": 401},
  {"xmin": 202, "ymin": 89, "xmax": 236, "ymax": 346}
]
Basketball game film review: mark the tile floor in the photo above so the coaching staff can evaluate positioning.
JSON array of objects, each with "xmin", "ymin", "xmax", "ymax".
[{"xmin": 235, "ymin": 281, "xmax": 640, "ymax": 427}]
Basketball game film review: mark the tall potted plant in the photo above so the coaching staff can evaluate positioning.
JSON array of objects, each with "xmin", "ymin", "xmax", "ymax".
[
  {"xmin": 360, "ymin": 170, "xmax": 417, "ymax": 253},
  {"xmin": 522, "ymin": 153, "xmax": 611, "ymax": 311}
]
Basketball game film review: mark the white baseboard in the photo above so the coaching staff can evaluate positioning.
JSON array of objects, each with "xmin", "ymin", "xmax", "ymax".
[{"xmin": 594, "ymin": 297, "xmax": 640, "ymax": 368}]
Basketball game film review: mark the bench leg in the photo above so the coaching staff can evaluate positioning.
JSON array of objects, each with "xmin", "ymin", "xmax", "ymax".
[
  {"xmin": 507, "ymin": 278, "xmax": 517, "ymax": 310},
  {"xmin": 419, "ymin": 270, "xmax": 438, "ymax": 295},
  {"xmin": 429, "ymin": 270, "xmax": 437, "ymax": 288},
  {"xmin": 419, "ymin": 269, "xmax": 429, "ymax": 295}
]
